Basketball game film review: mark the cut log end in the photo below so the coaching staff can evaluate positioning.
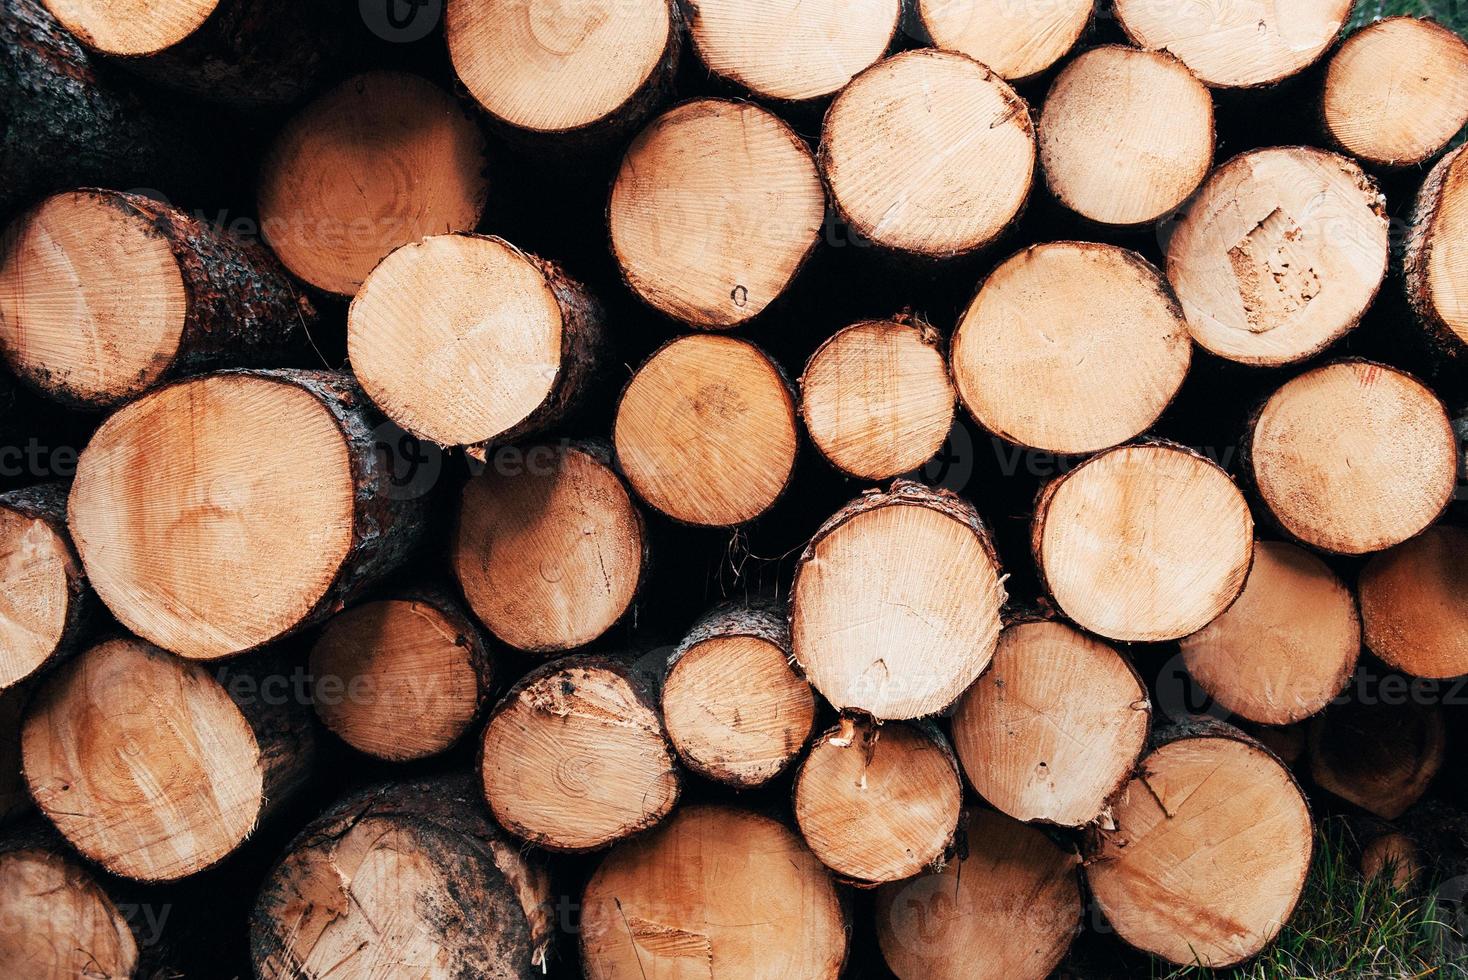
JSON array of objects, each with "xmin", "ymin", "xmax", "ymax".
[
  {"xmin": 1324, "ymin": 17, "xmax": 1468, "ymax": 168},
  {"xmin": 349, "ymin": 234, "xmax": 601, "ymax": 448},
  {"xmin": 952, "ymin": 620, "xmax": 1150, "ymax": 827},
  {"xmin": 22, "ymin": 639, "xmax": 277, "ymax": 881},
  {"xmin": 454, "ymin": 443, "xmax": 644, "ymax": 653},
  {"xmin": 610, "ymin": 99, "xmax": 823, "ymax": 327},
  {"xmin": 0, "ymin": 190, "xmax": 184, "ymax": 406},
  {"xmin": 1181, "ymin": 540, "xmax": 1360, "ymax": 725},
  {"xmin": 876, "ymin": 808, "xmax": 1082, "ymax": 980},
  {"xmin": 0, "ymin": 845, "xmax": 139, "ymax": 978},
  {"xmin": 0, "ymin": 487, "xmax": 87, "ymax": 691},
  {"xmin": 259, "ymin": 71, "xmax": 489, "ymax": 297},
  {"xmin": 252, "ymin": 778, "xmax": 553, "ymax": 979},
  {"xmin": 452, "ymin": 443, "xmax": 642, "ymax": 651},
  {"xmin": 580, "ymin": 805, "xmax": 847, "ymax": 980},
  {"xmin": 1360, "ymin": 526, "xmax": 1468, "ymax": 680},
  {"xmin": 1115, "ymin": 0, "xmax": 1351, "ymax": 88},
  {"xmin": 1309, "ymin": 698, "xmax": 1446, "ymax": 820},
  {"xmin": 1166, "ymin": 146, "xmax": 1388, "ymax": 366},
  {"xmin": 1249, "ymin": 360, "xmax": 1455, "ymax": 555},
  {"xmin": 821, "ymin": 49, "xmax": 1034, "ymax": 257},
  {"xmin": 794, "ymin": 719, "xmax": 962, "ymax": 885},
  {"xmin": 791, "ymin": 483, "xmax": 1005, "ymax": 719},
  {"xmin": 1361, "ymin": 832, "xmax": 1423, "ymax": 891},
  {"xmin": 41, "ymin": 0, "xmax": 216, "ymax": 56},
  {"xmin": 480, "ymin": 658, "xmax": 679, "ymax": 852},
  {"xmin": 309, "ymin": 596, "xmax": 491, "ymax": 762},
  {"xmin": 688, "ymin": 0, "xmax": 899, "ymax": 101},
  {"xmin": 1039, "ymin": 46, "xmax": 1213, "ymax": 226},
  {"xmin": 1086, "ymin": 728, "xmax": 1313, "ymax": 968},
  {"xmin": 662, "ymin": 606, "xmax": 814, "ymax": 787},
  {"xmin": 68, "ymin": 371, "xmax": 408, "ymax": 660},
  {"xmin": 1405, "ymin": 144, "xmax": 1468, "ymax": 353},
  {"xmin": 917, "ymin": 0, "xmax": 1089, "ymax": 82},
  {"xmin": 1034, "ymin": 443, "xmax": 1253, "ymax": 642},
  {"xmin": 447, "ymin": 0, "xmax": 674, "ymax": 133},
  {"xmin": 952, "ymin": 242, "xmax": 1191, "ymax": 454},
  {"xmin": 614, "ymin": 335, "xmax": 797, "ymax": 526},
  {"xmin": 800, "ymin": 317, "xmax": 955, "ymax": 480}
]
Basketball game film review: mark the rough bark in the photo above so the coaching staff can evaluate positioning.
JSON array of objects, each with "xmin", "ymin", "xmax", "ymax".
[
  {"xmin": 0, "ymin": 0, "xmax": 221, "ymax": 214},
  {"xmin": 3, "ymin": 189, "xmax": 316, "ymax": 409},
  {"xmin": 67, "ymin": 369, "xmax": 428, "ymax": 660},
  {"xmin": 251, "ymin": 775, "xmax": 554, "ymax": 979},
  {"xmin": 48, "ymin": 0, "xmax": 335, "ymax": 109},
  {"xmin": 1404, "ymin": 143, "xmax": 1468, "ymax": 359},
  {"xmin": 21, "ymin": 637, "xmax": 316, "ymax": 881}
]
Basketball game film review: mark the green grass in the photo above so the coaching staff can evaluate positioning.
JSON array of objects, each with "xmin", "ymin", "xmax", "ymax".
[
  {"xmin": 1158, "ymin": 819, "xmax": 1468, "ymax": 979},
  {"xmin": 1349, "ymin": 0, "xmax": 1468, "ymax": 32}
]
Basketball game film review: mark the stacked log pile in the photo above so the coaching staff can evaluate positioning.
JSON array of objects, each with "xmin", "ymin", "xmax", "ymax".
[{"xmin": 0, "ymin": 0, "xmax": 1466, "ymax": 977}]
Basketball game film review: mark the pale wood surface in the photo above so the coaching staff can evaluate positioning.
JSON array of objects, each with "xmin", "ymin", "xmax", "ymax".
[
  {"xmin": 1249, "ymin": 361, "xmax": 1456, "ymax": 554},
  {"xmin": 615, "ymin": 335, "xmax": 797, "ymax": 526},
  {"xmin": 1087, "ymin": 731, "xmax": 1313, "ymax": 967},
  {"xmin": 610, "ymin": 99, "xmax": 823, "ymax": 327},
  {"xmin": 1039, "ymin": 46, "xmax": 1213, "ymax": 226},
  {"xmin": 581, "ymin": 805, "xmax": 847, "ymax": 980},
  {"xmin": 876, "ymin": 808, "xmax": 1082, "ymax": 980},
  {"xmin": 448, "ymin": 0, "xmax": 673, "ymax": 132},
  {"xmin": 820, "ymin": 49, "xmax": 1034, "ymax": 257},
  {"xmin": 953, "ymin": 620, "xmax": 1150, "ymax": 827},
  {"xmin": 1182, "ymin": 540, "xmax": 1360, "ymax": 724},
  {"xmin": 952, "ymin": 242, "xmax": 1191, "ymax": 454},
  {"xmin": 1324, "ymin": 17, "xmax": 1468, "ymax": 166},
  {"xmin": 1360, "ymin": 526, "xmax": 1468, "ymax": 679},
  {"xmin": 1166, "ymin": 147, "xmax": 1388, "ymax": 366},
  {"xmin": 1034, "ymin": 443, "xmax": 1254, "ymax": 642},
  {"xmin": 258, "ymin": 72, "xmax": 489, "ymax": 297}
]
